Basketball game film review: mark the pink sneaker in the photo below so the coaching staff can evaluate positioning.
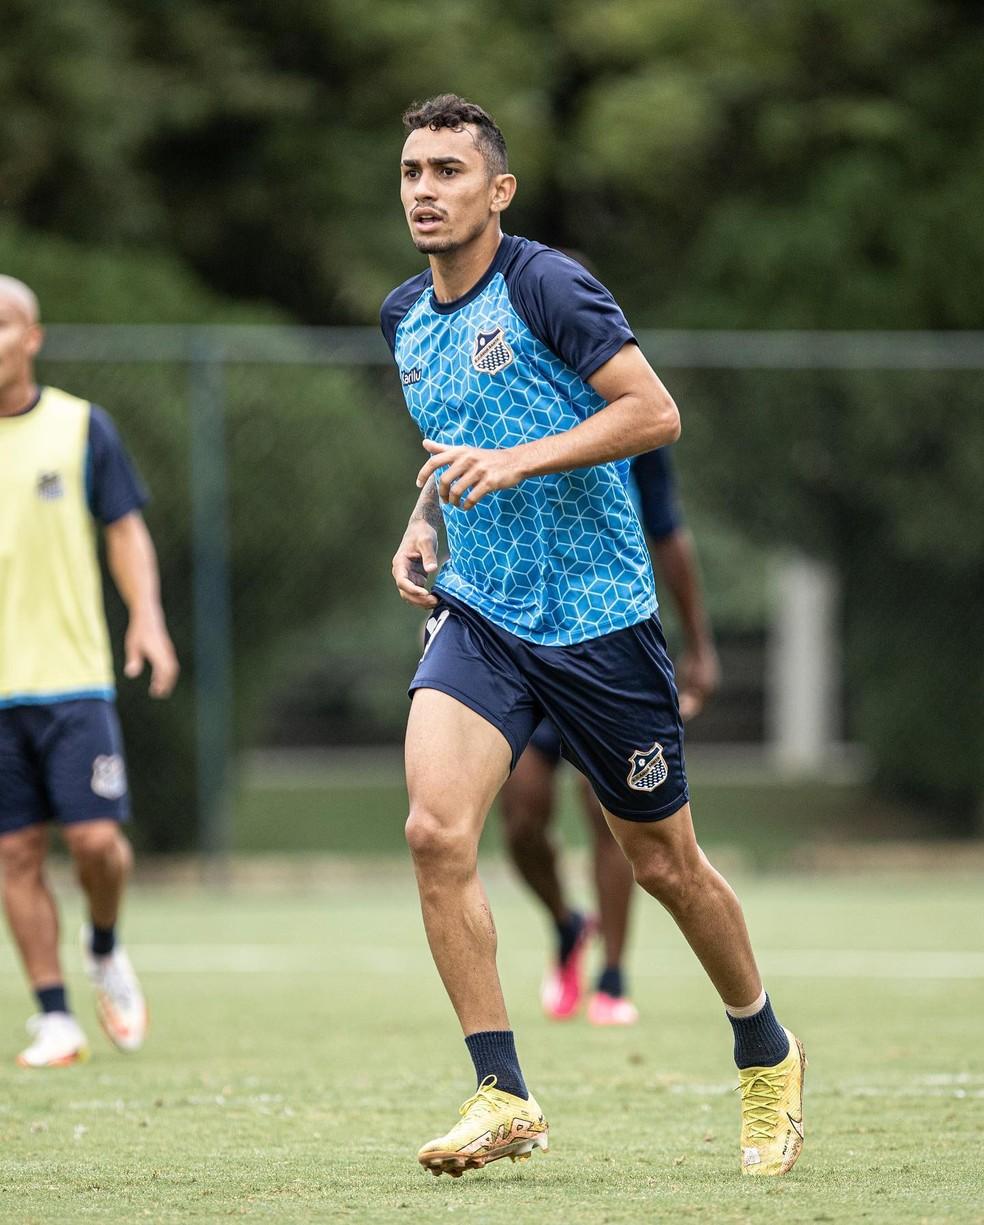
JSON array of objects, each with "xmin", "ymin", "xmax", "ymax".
[
  {"xmin": 540, "ymin": 916, "xmax": 595, "ymax": 1020},
  {"xmin": 587, "ymin": 992, "xmax": 640, "ymax": 1027}
]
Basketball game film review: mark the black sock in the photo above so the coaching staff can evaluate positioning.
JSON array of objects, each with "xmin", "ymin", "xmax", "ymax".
[
  {"xmin": 37, "ymin": 984, "xmax": 68, "ymax": 1014},
  {"xmin": 597, "ymin": 965, "xmax": 624, "ymax": 998},
  {"xmin": 555, "ymin": 910, "xmax": 585, "ymax": 964},
  {"xmin": 464, "ymin": 1030, "xmax": 528, "ymax": 1100},
  {"xmin": 90, "ymin": 924, "xmax": 116, "ymax": 957},
  {"xmin": 727, "ymin": 995, "xmax": 790, "ymax": 1069}
]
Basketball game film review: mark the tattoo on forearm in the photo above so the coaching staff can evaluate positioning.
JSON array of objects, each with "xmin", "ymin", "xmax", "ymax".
[{"xmin": 410, "ymin": 479, "xmax": 443, "ymax": 532}]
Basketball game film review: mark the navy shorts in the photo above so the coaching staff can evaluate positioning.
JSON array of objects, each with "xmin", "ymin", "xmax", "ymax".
[
  {"xmin": 528, "ymin": 718, "xmax": 563, "ymax": 766},
  {"xmin": 0, "ymin": 700, "xmax": 131, "ymax": 836},
  {"xmin": 410, "ymin": 593, "xmax": 689, "ymax": 821}
]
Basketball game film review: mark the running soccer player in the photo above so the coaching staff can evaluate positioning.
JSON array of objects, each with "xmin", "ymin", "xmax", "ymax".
[
  {"xmin": 0, "ymin": 275, "xmax": 178, "ymax": 1067},
  {"xmin": 383, "ymin": 95, "xmax": 805, "ymax": 1179},
  {"xmin": 499, "ymin": 446, "xmax": 720, "ymax": 1027}
]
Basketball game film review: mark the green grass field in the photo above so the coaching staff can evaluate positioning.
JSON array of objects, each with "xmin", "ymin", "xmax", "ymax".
[
  {"xmin": 233, "ymin": 758, "xmax": 926, "ymax": 867},
  {"xmin": 1, "ymin": 863, "xmax": 982, "ymax": 1223}
]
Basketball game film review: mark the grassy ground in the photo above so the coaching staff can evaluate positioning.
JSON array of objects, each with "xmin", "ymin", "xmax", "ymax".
[
  {"xmin": 233, "ymin": 760, "xmax": 921, "ymax": 867},
  {"xmin": 0, "ymin": 866, "xmax": 982, "ymax": 1223}
]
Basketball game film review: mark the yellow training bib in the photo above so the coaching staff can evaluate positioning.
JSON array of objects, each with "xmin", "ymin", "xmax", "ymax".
[{"xmin": 0, "ymin": 387, "xmax": 115, "ymax": 704}]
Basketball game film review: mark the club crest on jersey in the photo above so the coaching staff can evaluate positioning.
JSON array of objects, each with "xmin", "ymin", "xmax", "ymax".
[
  {"xmin": 91, "ymin": 754, "xmax": 127, "ymax": 801},
  {"xmin": 472, "ymin": 327, "xmax": 514, "ymax": 375},
  {"xmin": 37, "ymin": 471, "xmax": 64, "ymax": 501},
  {"xmin": 626, "ymin": 741, "xmax": 668, "ymax": 792}
]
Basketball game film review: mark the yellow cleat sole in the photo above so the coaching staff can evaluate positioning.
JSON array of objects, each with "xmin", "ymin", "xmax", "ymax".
[
  {"xmin": 419, "ymin": 1132, "xmax": 549, "ymax": 1178},
  {"xmin": 16, "ymin": 1046, "xmax": 90, "ymax": 1069}
]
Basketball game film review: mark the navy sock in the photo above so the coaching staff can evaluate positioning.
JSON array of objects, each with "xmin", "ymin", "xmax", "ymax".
[
  {"xmin": 90, "ymin": 925, "xmax": 116, "ymax": 957},
  {"xmin": 464, "ymin": 1030, "xmax": 528, "ymax": 1100},
  {"xmin": 727, "ymin": 995, "xmax": 790, "ymax": 1069},
  {"xmin": 596, "ymin": 965, "xmax": 624, "ymax": 998},
  {"xmin": 37, "ymin": 984, "xmax": 68, "ymax": 1015},
  {"xmin": 556, "ymin": 910, "xmax": 585, "ymax": 964}
]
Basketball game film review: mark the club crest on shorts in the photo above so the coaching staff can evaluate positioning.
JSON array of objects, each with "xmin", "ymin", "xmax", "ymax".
[
  {"xmin": 472, "ymin": 327, "xmax": 514, "ymax": 375},
  {"xmin": 626, "ymin": 741, "xmax": 668, "ymax": 792},
  {"xmin": 91, "ymin": 754, "xmax": 127, "ymax": 800}
]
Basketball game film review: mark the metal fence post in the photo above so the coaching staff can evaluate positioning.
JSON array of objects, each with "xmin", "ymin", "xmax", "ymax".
[{"xmin": 187, "ymin": 335, "xmax": 234, "ymax": 874}]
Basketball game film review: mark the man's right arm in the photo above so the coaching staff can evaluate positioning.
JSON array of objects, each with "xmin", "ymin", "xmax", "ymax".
[{"xmin": 392, "ymin": 478, "xmax": 442, "ymax": 607}]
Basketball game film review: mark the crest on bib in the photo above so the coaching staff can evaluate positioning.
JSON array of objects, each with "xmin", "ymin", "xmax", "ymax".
[
  {"xmin": 91, "ymin": 754, "xmax": 127, "ymax": 800},
  {"xmin": 626, "ymin": 741, "xmax": 668, "ymax": 792},
  {"xmin": 37, "ymin": 471, "xmax": 64, "ymax": 501},
  {"xmin": 471, "ymin": 327, "xmax": 514, "ymax": 375}
]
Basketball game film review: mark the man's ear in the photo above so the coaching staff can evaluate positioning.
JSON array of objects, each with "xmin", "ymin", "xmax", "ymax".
[
  {"xmin": 490, "ymin": 173, "xmax": 517, "ymax": 214},
  {"xmin": 25, "ymin": 324, "xmax": 44, "ymax": 359}
]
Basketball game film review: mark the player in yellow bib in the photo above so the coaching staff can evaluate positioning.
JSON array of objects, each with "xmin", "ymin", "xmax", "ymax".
[{"xmin": 0, "ymin": 275, "xmax": 178, "ymax": 1067}]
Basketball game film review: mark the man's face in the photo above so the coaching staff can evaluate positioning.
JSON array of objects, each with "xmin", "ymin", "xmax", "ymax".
[
  {"xmin": 0, "ymin": 295, "xmax": 41, "ymax": 394},
  {"xmin": 400, "ymin": 124, "xmax": 501, "ymax": 254}
]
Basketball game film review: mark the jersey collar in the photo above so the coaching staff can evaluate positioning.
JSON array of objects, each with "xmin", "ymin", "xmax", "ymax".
[
  {"xmin": 0, "ymin": 385, "xmax": 43, "ymax": 419},
  {"xmin": 429, "ymin": 235, "xmax": 516, "ymax": 315}
]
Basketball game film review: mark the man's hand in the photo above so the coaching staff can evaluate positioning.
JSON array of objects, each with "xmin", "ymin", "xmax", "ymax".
[
  {"xmin": 124, "ymin": 615, "xmax": 179, "ymax": 698},
  {"xmin": 416, "ymin": 439, "xmax": 528, "ymax": 510},
  {"xmin": 392, "ymin": 521, "xmax": 440, "ymax": 607},
  {"xmin": 676, "ymin": 643, "xmax": 720, "ymax": 722}
]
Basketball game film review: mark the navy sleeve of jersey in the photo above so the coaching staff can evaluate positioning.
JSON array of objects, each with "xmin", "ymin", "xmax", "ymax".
[
  {"xmin": 507, "ymin": 248, "xmax": 636, "ymax": 381},
  {"xmin": 630, "ymin": 448, "xmax": 681, "ymax": 541},
  {"xmin": 85, "ymin": 406, "xmax": 149, "ymax": 525},
  {"xmin": 380, "ymin": 271, "xmax": 431, "ymax": 355}
]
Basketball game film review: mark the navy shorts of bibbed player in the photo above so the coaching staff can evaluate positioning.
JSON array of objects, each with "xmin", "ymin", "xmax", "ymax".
[
  {"xmin": 410, "ymin": 592, "xmax": 689, "ymax": 822},
  {"xmin": 0, "ymin": 700, "xmax": 131, "ymax": 836}
]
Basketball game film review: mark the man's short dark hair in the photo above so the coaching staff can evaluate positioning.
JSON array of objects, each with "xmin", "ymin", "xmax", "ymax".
[{"xmin": 402, "ymin": 94, "xmax": 508, "ymax": 177}]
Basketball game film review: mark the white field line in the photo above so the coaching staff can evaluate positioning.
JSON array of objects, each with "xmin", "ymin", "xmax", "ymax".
[{"xmin": 1, "ymin": 944, "xmax": 980, "ymax": 977}]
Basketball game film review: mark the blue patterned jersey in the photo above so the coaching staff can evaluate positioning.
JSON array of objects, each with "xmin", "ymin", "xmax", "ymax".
[{"xmin": 381, "ymin": 234, "xmax": 658, "ymax": 646}]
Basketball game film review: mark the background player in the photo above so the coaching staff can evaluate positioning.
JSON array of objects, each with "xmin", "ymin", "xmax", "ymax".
[
  {"xmin": 384, "ymin": 94, "xmax": 804, "ymax": 1180},
  {"xmin": 499, "ymin": 446, "xmax": 720, "ymax": 1025},
  {"xmin": 0, "ymin": 275, "xmax": 178, "ymax": 1067}
]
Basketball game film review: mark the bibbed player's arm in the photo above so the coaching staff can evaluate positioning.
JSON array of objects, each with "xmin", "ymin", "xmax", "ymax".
[
  {"xmin": 392, "ymin": 477, "xmax": 443, "ymax": 608},
  {"xmin": 416, "ymin": 343, "xmax": 680, "ymax": 511}
]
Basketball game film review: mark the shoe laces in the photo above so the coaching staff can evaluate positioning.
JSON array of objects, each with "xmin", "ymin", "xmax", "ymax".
[
  {"xmin": 458, "ymin": 1075, "xmax": 500, "ymax": 1120},
  {"xmin": 739, "ymin": 1068, "xmax": 786, "ymax": 1141}
]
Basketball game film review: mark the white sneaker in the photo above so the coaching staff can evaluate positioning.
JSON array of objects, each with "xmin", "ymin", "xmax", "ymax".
[
  {"xmin": 80, "ymin": 926, "xmax": 148, "ymax": 1052},
  {"xmin": 17, "ymin": 1012, "xmax": 90, "ymax": 1068}
]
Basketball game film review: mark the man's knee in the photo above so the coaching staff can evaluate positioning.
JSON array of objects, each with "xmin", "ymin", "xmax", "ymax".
[
  {"xmin": 405, "ymin": 805, "xmax": 477, "ymax": 870},
  {"xmin": 629, "ymin": 842, "xmax": 702, "ymax": 910},
  {"xmin": 0, "ymin": 827, "xmax": 48, "ymax": 882},
  {"xmin": 499, "ymin": 799, "xmax": 545, "ymax": 854},
  {"xmin": 63, "ymin": 822, "xmax": 128, "ymax": 872}
]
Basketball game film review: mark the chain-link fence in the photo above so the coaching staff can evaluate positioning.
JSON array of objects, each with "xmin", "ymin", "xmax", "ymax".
[{"xmin": 36, "ymin": 328, "xmax": 984, "ymax": 852}]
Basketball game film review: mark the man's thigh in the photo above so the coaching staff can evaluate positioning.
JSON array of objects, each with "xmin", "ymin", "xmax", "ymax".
[
  {"xmin": 601, "ymin": 799, "xmax": 699, "ymax": 866},
  {"xmin": 406, "ymin": 688, "xmax": 514, "ymax": 829},
  {"xmin": 527, "ymin": 615, "xmax": 690, "ymax": 823}
]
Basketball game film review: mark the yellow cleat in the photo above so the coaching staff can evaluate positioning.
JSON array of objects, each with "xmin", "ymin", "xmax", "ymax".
[
  {"xmin": 417, "ymin": 1076, "xmax": 549, "ymax": 1178},
  {"xmin": 738, "ymin": 1028, "xmax": 806, "ymax": 1175}
]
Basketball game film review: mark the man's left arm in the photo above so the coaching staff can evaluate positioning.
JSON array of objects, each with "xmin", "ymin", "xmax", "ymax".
[
  {"xmin": 104, "ymin": 512, "xmax": 179, "ymax": 699},
  {"xmin": 416, "ymin": 343, "xmax": 680, "ymax": 508},
  {"xmin": 650, "ymin": 528, "xmax": 720, "ymax": 721}
]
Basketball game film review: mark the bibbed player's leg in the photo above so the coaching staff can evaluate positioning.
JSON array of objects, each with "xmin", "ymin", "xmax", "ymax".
[
  {"xmin": 604, "ymin": 802, "xmax": 806, "ymax": 1176},
  {"xmin": 405, "ymin": 688, "xmax": 548, "ymax": 1178}
]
